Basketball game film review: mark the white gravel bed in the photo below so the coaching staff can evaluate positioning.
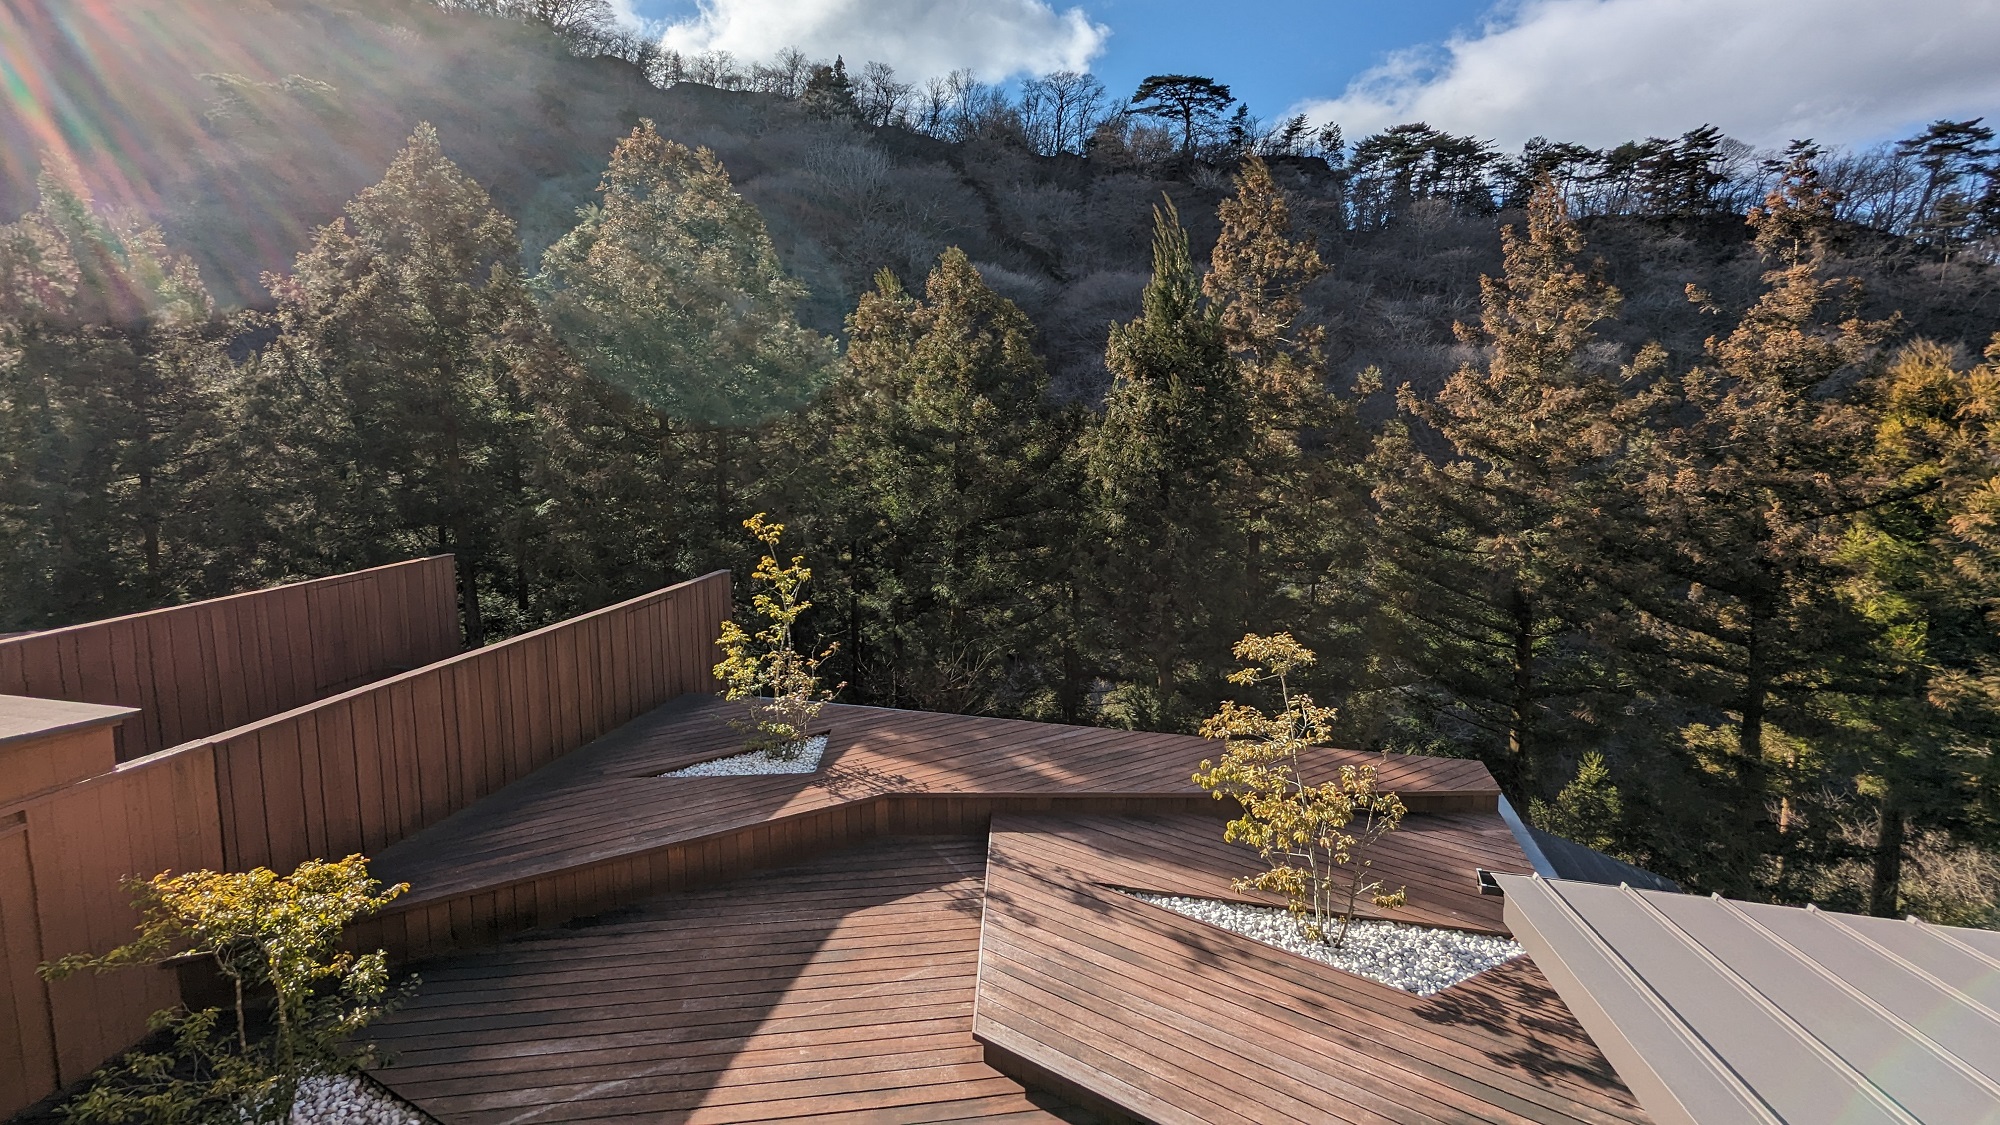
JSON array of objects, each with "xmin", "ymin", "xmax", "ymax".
[
  {"xmin": 287, "ymin": 1073, "xmax": 429, "ymax": 1125},
  {"xmin": 660, "ymin": 734, "xmax": 829, "ymax": 777},
  {"xmin": 1125, "ymin": 891, "xmax": 1523, "ymax": 996}
]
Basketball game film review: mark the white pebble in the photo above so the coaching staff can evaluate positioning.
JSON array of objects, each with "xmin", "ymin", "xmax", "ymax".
[
  {"xmin": 286, "ymin": 1073, "xmax": 427, "ymax": 1124},
  {"xmin": 660, "ymin": 734, "xmax": 829, "ymax": 777},
  {"xmin": 1124, "ymin": 891, "xmax": 1523, "ymax": 996}
]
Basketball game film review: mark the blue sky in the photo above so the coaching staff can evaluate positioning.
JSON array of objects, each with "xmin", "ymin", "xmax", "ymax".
[
  {"xmin": 629, "ymin": 0, "xmax": 1495, "ymax": 125},
  {"xmin": 627, "ymin": 0, "xmax": 2000, "ymax": 149},
  {"xmin": 1064, "ymin": 0, "xmax": 1490, "ymax": 124}
]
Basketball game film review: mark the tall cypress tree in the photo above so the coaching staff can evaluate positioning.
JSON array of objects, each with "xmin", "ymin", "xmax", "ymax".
[
  {"xmin": 536, "ymin": 121, "xmax": 833, "ymax": 574},
  {"xmin": 1087, "ymin": 200, "xmax": 1250, "ymax": 729},
  {"xmin": 821, "ymin": 249, "xmax": 1080, "ymax": 713},
  {"xmin": 1202, "ymin": 156, "xmax": 1364, "ymax": 649},
  {"xmin": 1367, "ymin": 179, "xmax": 1626, "ymax": 794},
  {"xmin": 0, "ymin": 164, "xmax": 229, "ymax": 628},
  {"xmin": 1622, "ymin": 150, "xmax": 1893, "ymax": 890},
  {"xmin": 259, "ymin": 124, "xmax": 544, "ymax": 644}
]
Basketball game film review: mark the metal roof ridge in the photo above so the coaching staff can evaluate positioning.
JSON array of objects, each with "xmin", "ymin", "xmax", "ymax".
[
  {"xmin": 1495, "ymin": 794, "xmax": 1557, "ymax": 877},
  {"xmin": 1904, "ymin": 913, "xmax": 2000, "ymax": 974},
  {"xmin": 1535, "ymin": 878, "xmax": 1783, "ymax": 1124},
  {"xmin": 1618, "ymin": 885, "xmax": 1922, "ymax": 1125},
  {"xmin": 1804, "ymin": 905, "xmax": 2000, "ymax": 1033},
  {"xmin": 1710, "ymin": 896, "xmax": 2000, "ymax": 1100}
]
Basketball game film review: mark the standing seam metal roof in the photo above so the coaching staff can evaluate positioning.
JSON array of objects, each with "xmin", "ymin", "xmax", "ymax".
[{"xmin": 1499, "ymin": 874, "xmax": 2000, "ymax": 1125}]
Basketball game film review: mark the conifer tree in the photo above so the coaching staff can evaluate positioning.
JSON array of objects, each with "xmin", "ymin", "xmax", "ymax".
[
  {"xmin": 1622, "ymin": 150, "xmax": 1893, "ymax": 889},
  {"xmin": 1367, "ymin": 179, "xmax": 1626, "ymax": 794},
  {"xmin": 1088, "ymin": 200, "xmax": 1251, "ymax": 728},
  {"xmin": 259, "ymin": 124, "xmax": 544, "ymax": 644},
  {"xmin": 822, "ymin": 249, "xmax": 1080, "ymax": 713},
  {"xmin": 536, "ymin": 121, "xmax": 833, "ymax": 572},
  {"xmin": 800, "ymin": 58, "xmax": 862, "ymax": 121},
  {"xmin": 1202, "ymin": 157, "xmax": 1362, "ymax": 643},
  {"xmin": 1830, "ymin": 338, "xmax": 2000, "ymax": 915},
  {"xmin": 0, "ymin": 164, "xmax": 231, "ymax": 628}
]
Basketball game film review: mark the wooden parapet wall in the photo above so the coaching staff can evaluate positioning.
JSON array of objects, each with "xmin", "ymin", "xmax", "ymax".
[
  {"xmin": 200, "ymin": 569, "xmax": 732, "ymax": 874},
  {"xmin": 0, "ymin": 571, "xmax": 731, "ymax": 1118},
  {"xmin": 0, "ymin": 558, "xmax": 461, "ymax": 762}
]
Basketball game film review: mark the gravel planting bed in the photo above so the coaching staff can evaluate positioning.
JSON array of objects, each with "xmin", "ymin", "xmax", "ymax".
[
  {"xmin": 287, "ymin": 1073, "xmax": 429, "ymax": 1124},
  {"xmin": 1125, "ymin": 891, "xmax": 1523, "ymax": 996},
  {"xmin": 660, "ymin": 734, "xmax": 829, "ymax": 777}
]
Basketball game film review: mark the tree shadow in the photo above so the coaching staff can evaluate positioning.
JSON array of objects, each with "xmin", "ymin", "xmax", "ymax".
[{"xmin": 365, "ymin": 835, "xmax": 1030, "ymax": 1122}]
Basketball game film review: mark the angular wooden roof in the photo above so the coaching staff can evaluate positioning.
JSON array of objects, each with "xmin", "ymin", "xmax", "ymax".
[
  {"xmin": 368, "ymin": 698, "xmax": 1498, "ymax": 915},
  {"xmin": 976, "ymin": 815, "xmax": 1651, "ymax": 1124},
  {"xmin": 356, "ymin": 696, "xmax": 1648, "ymax": 1123},
  {"xmin": 367, "ymin": 836, "xmax": 1082, "ymax": 1123}
]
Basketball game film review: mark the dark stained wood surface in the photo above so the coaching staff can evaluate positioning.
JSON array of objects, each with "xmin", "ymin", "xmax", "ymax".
[
  {"xmin": 365, "ymin": 837, "xmax": 1095, "ymax": 1124},
  {"xmin": 370, "ymin": 698, "xmax": 1501, "ymax": 916},
  {"xmin": 974, "ymin": 814, "xmax": 1653, "ymax": 1125},
  {"xmin": 0, "ymin": 572, "xmax": 732, "ymax": 1117},
  {"xmin": 0, "ymin": 556, "xmax": 459, "ymax": 762}
]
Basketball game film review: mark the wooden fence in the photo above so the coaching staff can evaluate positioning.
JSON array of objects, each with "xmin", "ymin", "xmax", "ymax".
[
  {"xmin": 0, "ymin": 571, "xmax": 731, "ymax": 1118},
  {"xmin": 0, "ymin": 557, "xmax": 461, "ymax": 762}
]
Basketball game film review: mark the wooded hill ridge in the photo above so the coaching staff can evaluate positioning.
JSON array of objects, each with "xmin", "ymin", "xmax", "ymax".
[
  {"xmin": 7, "ymin": 0, "xmax": 2000, "ymax": 400},
  {"xmin": 5, "ymin": 0, "xmax": 2000, "ymax": 929}
]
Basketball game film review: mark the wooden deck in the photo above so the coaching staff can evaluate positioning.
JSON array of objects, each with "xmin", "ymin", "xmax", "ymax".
[
  {"xmin": 365, "ymin": 836, "xmax": 1100, "ymax": 1124},
  {"xmin": 359, "ymin": 698, "xmax": 1499, "ymax": 959},
  {"xmin": 975, "ymin": 815, "xmax": 1652, "ymax": 1125},
  {"xmin": 353, "ymin": 694, "xmax": 1647, "ymax": 1123}
]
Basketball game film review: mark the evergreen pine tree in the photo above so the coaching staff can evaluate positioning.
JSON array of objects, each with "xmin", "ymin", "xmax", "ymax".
[
  {"xmin": 1202, "ymin": 156, "xmax": 1364, "ymax": 649},
  {"xmin": 1830, "ymin": 338, "xmax": 2000, "ymax": 915},
  {"xmin": 1366, "ymin": 179, "xmax": 1626, "ymax": 795},
  {"xmin": 821, "ymin": 249, "xmax": 1080, "ymax": 713},
  {"xmin": 259, "ymin": 124, "xmax": 545, "ymax": 644},
  {"xmin": 1087, "ymin": 200, "xmax": 1251, "ymax": 728},
  {"xmin": 1622, "ymin": 149, "xmax": 1893, "ymax": 891},
  {"xmin": 0, "ymin": 164, "xmax": 231, "ymax": 628},
  {"xmin": 536, "ymin": 121, "xmax": 833, "ymax": 574}
]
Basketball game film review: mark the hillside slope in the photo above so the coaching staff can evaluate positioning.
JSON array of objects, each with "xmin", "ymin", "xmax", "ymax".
[{"xmin": 6, "ymin": 0, "xmax": 1998, "ymax": 398}]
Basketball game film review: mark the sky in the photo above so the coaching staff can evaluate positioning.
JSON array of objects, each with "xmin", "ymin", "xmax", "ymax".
[{"xmin": 621, "ymin": 0, "xmax": 2000, "ymax": 150}]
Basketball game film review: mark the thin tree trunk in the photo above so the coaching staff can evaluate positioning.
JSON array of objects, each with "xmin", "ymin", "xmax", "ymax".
[
  {"xmin": 1740, "ymin": 608, "xmax": 1766, "ymax": 771},
  {"xmin": 1506, "ymin": 586, "xmax": 1534, "ymax": 795},
  {"xmin": 711, "ymin": 427, "xmax": 730, "ymax": 542},
  {"xmin": 1868, "ymin": 797, "xmax": 1906, "ymax": 918}
]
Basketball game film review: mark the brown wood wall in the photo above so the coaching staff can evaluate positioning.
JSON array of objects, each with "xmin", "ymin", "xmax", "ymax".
[
  {"xmin": 0, "ymin": 571, "xmax": 731, "ymax": 1118},
  {"xmin": 0, "ymin": 557, "xmax": 461, "ymax": 763}
]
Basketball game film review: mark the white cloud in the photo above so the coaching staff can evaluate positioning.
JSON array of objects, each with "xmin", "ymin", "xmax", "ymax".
[
  {"xmin": 655, "ymin": 0, "xmax": 1108, "ymax": 82},
  {"xmin": 1299, "ymin": 0, "xmax": 2000, "ymax": 149}
]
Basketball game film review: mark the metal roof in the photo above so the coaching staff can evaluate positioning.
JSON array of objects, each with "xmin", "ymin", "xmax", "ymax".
[
  {"xmin": 1499, "ymin": 874, "xmax": 2000, "ymax": 1125},
  {"xmin": 1495, "ymin": 795, "xmax": 1682, "ymax": 892},
  {"xmin": 1527, "ymin": 826, "xmax": 1683, "ymax": 892}
]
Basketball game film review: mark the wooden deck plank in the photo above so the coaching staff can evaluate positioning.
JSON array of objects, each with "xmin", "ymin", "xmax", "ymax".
[
  {"xmin": 365, "ymin": 837, "xmax": 1077, "ymax": 1125},
  {"xmin": 974, "ymin": 815, "xmax": 1652, "ymax": 1125},
  {"xmin": 371, "ymin": 698, "xmax": 1499, "ymax": 916}
]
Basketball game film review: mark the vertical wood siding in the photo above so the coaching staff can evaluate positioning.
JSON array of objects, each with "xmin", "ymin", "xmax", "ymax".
[
  {"xmin": 0, "ymin": 571, "xmax": 730, "ymax": 1117},
  {"xmin": 0, "ymin": 557, "xmax": 461, "ymax": 763}
]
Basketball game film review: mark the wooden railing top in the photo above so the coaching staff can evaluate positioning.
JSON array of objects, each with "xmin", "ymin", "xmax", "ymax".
[
  {"xmin": 0, "ymin": 694, "xmax": 136, "ymax": 747},
  {"xmin": 0, "ymin": 557, "xmax": 453, "ymax": 642},
  {"xmin": 138, "ymin": 569, "xmax": 732, "ymax": 767}
]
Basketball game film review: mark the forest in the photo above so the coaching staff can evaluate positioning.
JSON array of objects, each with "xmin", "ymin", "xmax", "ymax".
[{"xmin": 4, "ymin": 0, "xmax": 1999, "ymax": 927}]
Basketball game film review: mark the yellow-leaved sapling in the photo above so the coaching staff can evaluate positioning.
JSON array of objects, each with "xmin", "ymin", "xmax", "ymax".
[
  {"xmin": 714, "ymin": 513, "xmax": 842, "ymax": 758},
  {"xmin": 40, "ymin": 855, "xmax": 409, "ymax": 1124},
  {"xmin": 1194, "ymin": 633, "xmax": 1407, "ymax": 948}
]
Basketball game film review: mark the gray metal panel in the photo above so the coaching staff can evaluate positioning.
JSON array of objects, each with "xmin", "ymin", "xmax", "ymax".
[
  {"xmin": 1495, "ymin": 794, "xmax": 1558, "ymax": 876},
  {"xmin": 1500, "ymin": 874, "xmax": 2000, "ymax": 1125},
  {"xmin": 1526, "ymin": 826, "xmax": 1682, "ymax": 892}
]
